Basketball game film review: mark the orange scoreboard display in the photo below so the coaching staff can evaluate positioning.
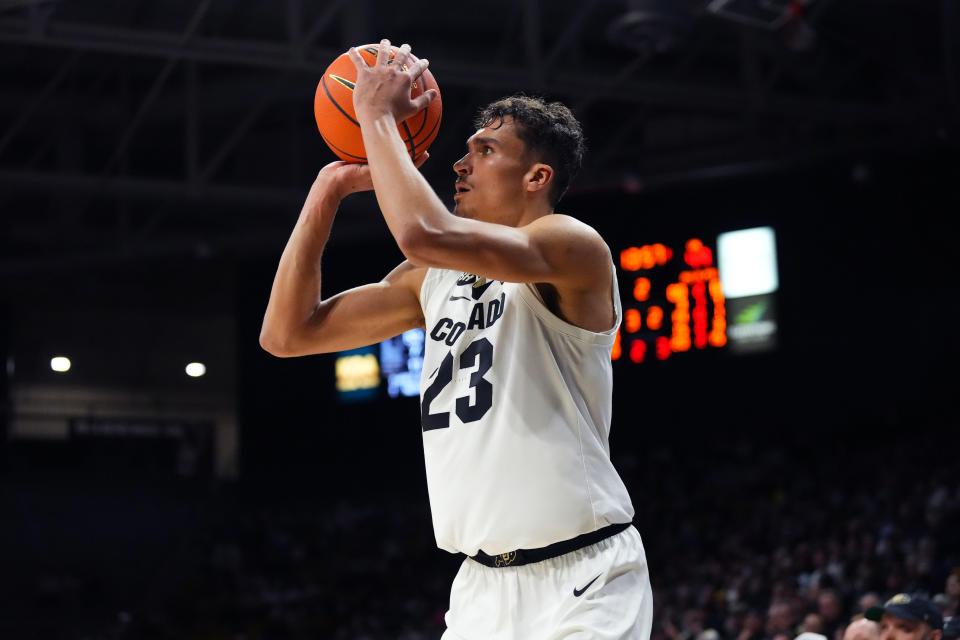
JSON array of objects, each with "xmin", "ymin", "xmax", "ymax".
[{"xmin": 614, "ymin": 238, "xmax": 728, "ymax": 364}]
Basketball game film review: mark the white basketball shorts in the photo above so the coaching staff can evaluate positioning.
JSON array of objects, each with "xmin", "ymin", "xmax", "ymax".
[{"xmin": 441, "ymin": 525, "xmax": 653, "ymax": 640}]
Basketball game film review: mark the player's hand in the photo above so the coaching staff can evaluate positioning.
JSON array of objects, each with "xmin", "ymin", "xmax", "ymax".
[
  {"xmin": 347, "ymin": 40, "xmax": 438, "ymax": 123},
  {"xmin": 317, "ymin": 151, "xmax": 430, "ymax": 199}
]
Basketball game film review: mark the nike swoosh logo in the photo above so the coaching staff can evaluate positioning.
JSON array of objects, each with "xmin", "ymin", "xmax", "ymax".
[
  {"xmin": 329, "ymin": 74, "xmax": 355, "ymax": 91},
  {"xmin": 573, "ymin": 574, "xmax": 601, "ymax": 598},
  {"xmin": 448, "ymin": 295, "xmax": 471, "ymax": 302}
]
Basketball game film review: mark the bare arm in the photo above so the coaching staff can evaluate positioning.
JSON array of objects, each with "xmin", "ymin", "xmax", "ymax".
[
  {"xmin": 348, "ymin": 42, "xmax": 611, "ymax": 291},
  {"xmin": 401, "ymin": 212, "xmax": 611, "ymax": 288},
  {"xmin": 259, "ymin": 162, "xmax": 427, "ymax": 358}
]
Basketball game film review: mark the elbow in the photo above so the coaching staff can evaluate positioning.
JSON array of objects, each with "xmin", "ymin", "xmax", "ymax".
[
  {"xmin": 259, "ymin": 311, "xmax": 335, "ymax": 357},
  {"xmin": 259, "ymin": 325, "xmax": 305, "ymax": 358},
  {"xmin": 258, "ymin": 330, "xmax": 291, "ymax": 358}
]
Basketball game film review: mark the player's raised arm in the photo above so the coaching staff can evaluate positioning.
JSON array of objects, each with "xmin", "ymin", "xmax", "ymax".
[
  {"xmin": 348, "ymin": 40, "xmax": 609, "ymax": 292},
  {"xmin": 259, "ymin": 160, "xmax": 427, "ymax": 358},
  {"xmin": 402, "ymin": 212, "xmax": 611, "ymax": 289}
]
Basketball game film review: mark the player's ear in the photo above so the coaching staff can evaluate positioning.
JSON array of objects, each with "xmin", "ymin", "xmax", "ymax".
[{"xmin": 524, "ymin": 163, "xmax": 553, "ymax": 194}]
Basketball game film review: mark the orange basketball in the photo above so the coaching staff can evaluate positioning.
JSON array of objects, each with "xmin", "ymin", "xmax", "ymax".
[{"xmin": 314, "ymin": 44, "xmax": 442, "ymax": 163}]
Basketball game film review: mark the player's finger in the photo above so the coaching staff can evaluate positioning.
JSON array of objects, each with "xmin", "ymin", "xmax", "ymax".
[
  {"xmin": 411, "ymin": 89, "xmax": 437, "ymax": 113},
  {"xmin": 395, "ymin": 43, "xmax": 412, "ymax": 69},
  {"xmin": 414, "ymin": 151, "xmax": 430, "ymax": 168},
  {"xmin": 377, "ymin": 38, "xmax": 391, "ymax": 67},
  {"xmin": 410, "ymin": 58, "xmax": 430, "ymax": 82},
  {"xmin": 346, "ymin": 47, "xmax": 365, "ymax": 71}
]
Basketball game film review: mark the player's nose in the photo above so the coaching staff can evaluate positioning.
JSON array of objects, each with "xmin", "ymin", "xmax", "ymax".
[{"xmin": 453, "ymin": 153, "xmax": 471, "ymax": 176}]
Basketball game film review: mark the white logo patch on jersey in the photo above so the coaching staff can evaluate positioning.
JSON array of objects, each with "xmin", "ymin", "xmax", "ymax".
[{"xmin": 431, "ymin": 274, "xmax": 505, "ymax": 345}]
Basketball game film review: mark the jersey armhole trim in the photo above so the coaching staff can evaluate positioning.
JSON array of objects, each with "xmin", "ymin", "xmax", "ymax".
[
  {"xmin": 515, "ymin": 263, "xmax": 621, "ymax": 346},
  {"xmin": 419, "ymin": 267, "xmax": 444, "ymax": 316}
]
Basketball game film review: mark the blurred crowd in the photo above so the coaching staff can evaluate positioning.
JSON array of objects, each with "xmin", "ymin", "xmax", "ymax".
[
  {"xmin": 5, "ymin": 429, "xmax": 958, "ymax": 639},
  {"xmin": 632, "ymin": 433, "xmax": 959, "ymax": 640}
]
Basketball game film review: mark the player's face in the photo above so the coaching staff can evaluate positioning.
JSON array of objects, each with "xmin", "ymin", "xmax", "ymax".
[
  {"xmin": 452, "ymin": 117, "xmax": 535, "ymax": 224},
  {"xmin": 879, "ymin": 615, "xmax": 939, "ymax": 640}
]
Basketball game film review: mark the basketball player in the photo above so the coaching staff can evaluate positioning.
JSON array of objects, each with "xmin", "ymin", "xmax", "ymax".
[{"xmin": 260, "ymin": 39, "xmax": 652, "ymax": 639}]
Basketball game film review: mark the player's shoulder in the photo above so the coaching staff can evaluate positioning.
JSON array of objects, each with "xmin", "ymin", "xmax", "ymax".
[
  {"xmin": 525, "ymin": 213, "xmax": 612, "ymax": 265},
  {"xmin": 522, "ymin": 214, "xmax": 613, "ymax": 290},
  {"xmin": 526, "ymin": 213, "xmax": 608, "ymax": 247}
]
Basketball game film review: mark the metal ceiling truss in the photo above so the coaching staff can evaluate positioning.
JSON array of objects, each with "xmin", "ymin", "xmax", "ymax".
[{"xmin": 0, "ymin": 0, "xmax": 947, "ymax": 273}]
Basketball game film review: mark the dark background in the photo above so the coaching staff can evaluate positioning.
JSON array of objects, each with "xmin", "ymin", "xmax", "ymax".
[{"xmin": 1, "ymin": 0, "xmax": 958, "ymax": 638}]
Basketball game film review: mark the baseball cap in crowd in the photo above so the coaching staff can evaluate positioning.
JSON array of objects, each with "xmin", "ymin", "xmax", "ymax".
[
  {"xmin": 865, "ymin": 594, "xmax": 944, "ymax": 631},
  {"xmin": 943, "ymin": 616, "xmax": 959, "ymax": 640}
]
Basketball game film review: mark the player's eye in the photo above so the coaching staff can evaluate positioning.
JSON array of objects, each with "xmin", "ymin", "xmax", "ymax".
[{"xmin": 481, "ymin": 146, "xmax": 493, "ymax": 155}]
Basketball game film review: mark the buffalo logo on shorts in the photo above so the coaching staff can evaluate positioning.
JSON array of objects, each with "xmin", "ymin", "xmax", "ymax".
[{"xmin": 495, "ymin": 551, "xmax": 517, "ymax": 567}]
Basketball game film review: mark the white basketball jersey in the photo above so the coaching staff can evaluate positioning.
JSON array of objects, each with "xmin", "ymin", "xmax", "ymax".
[{"xmin": 418, "ymin": 265, "xmax": 635, "ymax": 557}]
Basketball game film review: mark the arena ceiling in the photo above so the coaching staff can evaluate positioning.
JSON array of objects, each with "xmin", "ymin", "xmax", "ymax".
[{"xmin": 0, "ymin": 0, "xmax": 955, "ymax": 279}]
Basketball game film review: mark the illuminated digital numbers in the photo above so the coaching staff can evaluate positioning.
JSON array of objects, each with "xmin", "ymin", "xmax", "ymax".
[
  {"xmin": 624, "ymin": 308, "xmax": 642, "ymax": 333},
  {"xmin": 616, "ymin": 238, "xmax": 727, "ymax": 364}
]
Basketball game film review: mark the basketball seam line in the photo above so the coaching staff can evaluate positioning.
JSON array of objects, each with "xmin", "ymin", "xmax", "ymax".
[
  {"xmin": 318, "ymin": 130, "xmax": 366, "ymax": 161},
  {"xmin": 414, "ymin": 105, "xmax": 442, "ymax": 148},
  {"xmin": 402, "ymin": 121, "xmax": 417, "ymax": 159},
  {"xmin": 321, "ymin": 74, "xmax": 360, "ymax": 127},
  {"xmin": 408, "ymin": 94, "xmax": 429, "ymax": 138}
]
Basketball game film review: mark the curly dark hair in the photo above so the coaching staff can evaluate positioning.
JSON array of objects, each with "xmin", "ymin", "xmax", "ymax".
[{"xmin": 474, "ymin": 95, "xmax": 586, "ymax": 208}]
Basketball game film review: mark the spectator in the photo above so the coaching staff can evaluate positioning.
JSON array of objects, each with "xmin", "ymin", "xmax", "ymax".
[
  {"xmin": 803, "ymin": 613, "xmax": 826, "ymax": 635},
  {"xmin": 770, "ymin": 601, "xmax": 797, "ymax": 637},
  {"xmin": 867, "ymin": 594, "xmax": 943, "ymax": 640},
  {"xmin": 820, "ymin": 590, "xmax": 845, "ymax": 639},
  {"xmin": 843, "ymin": 618, "xmax": 881, "ymax": 640},
  {"xmin": 738, "ymin": 609, "xmax": 765, "ymax": 640},
  {"xmin": 860, "ymin": 594, "xmax": 884, "ymax": 615},
  {"xmin": 681, "ymin": 608, "xmax": 708, "ymax": 640},
  {"xmin": 945, "ymin": 570, "xmax": 960, "ymax": 618},
  {"xmin": 942, "ymin": 617, "xmax": 959, "ymax": 640}
]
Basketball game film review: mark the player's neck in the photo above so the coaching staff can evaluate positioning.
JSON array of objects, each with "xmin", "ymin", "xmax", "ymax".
[{"xmin": 514, "ymin": 202, "xmax": 554, "ymax": 227}]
